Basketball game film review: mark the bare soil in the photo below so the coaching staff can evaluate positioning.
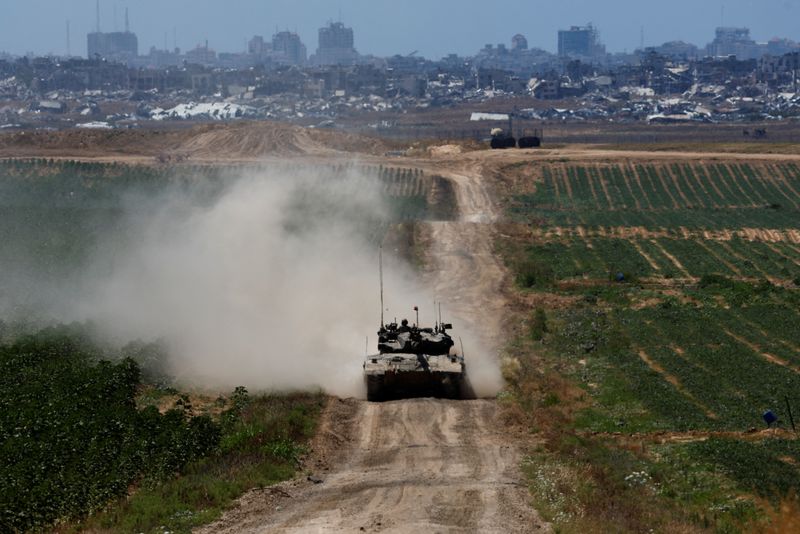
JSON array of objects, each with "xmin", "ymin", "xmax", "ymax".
[
  {"xmin": 202, "ymin": 399, "xmax": 542, "ymax": 534},
  {"xmin": 0, "ymin": 121, "xmax": 389, "ymax": 161}
]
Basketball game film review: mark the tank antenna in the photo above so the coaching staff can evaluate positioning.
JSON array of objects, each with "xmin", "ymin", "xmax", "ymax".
[
  {"xmin": 365, "ymin": 336, "xmax": 369, "ymax": 356},
  {"xmin": 379, "ymin": 246, "xmax": 384, "ymax": 328},
  {"xmin": 459, "ymin": 337, "xmax": 466, "ymax": 358},
  {"xmin": 439, "ymin": 302, "xmax": 442, "ymax": 327}
]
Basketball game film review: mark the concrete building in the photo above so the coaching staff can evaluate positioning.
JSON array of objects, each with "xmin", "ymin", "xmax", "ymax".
[
  {"xmin": 185, "ymin": 43, "xmax": 217, "ymax": 65},
  {"xmin": 767, "ymin": 38, "xmax": 800, "ymax": 57},
  {"xmin": 272, "ymin": 31, "xmax": 307, "ymax": 66},
  {"xmin": 511, "ymin": 34, "xmax": 528, "ymax": 51},
  {"xmin": 706, "ymin": 27, "xmax": 764, "ymax": 60},
  {"xmin": 87, "ymin": 32, "xmax": 138, "ymax": 63},
  {"xmin": 316, "ymin": 22, "xmax": 358, "ymax": 65},
  {"xmin": 143, "ymin": 47, "xmax": 182, "ymax": 68},
  {"xmin": 653, "ymin": 41, "xmax": 699, "ymax": 61},
  {"xmin": 86, "ymin": 6, "xmax": 138, "ymax": 64},
  {"xmin": 248, "ymin": 36, "xmax": 268, "ymax": 56},
  {"xmin": 558, "ymin": 25, "xmax": 605, "ymax": 59}
]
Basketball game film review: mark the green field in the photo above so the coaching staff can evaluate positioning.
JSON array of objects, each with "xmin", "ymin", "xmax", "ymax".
[
  {"xmin": 502, "ymin": 159, "xmax": 800, "ymax": 531},
  {"xmin": 508, "ymin": 162, "xmax": 800, "ymax": 284},
  {"xmin": 511, "ymin": 162, "xmax": 800, "ymax": 222},
  {"xmin": 0, "ymin": 159, "xmax": 454, "ymax": 533}
]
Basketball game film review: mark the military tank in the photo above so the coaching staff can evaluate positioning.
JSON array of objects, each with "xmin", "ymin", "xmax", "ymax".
[{"xmin": 363, "ymin": 309, "xmax": 467, "ymax": 401}]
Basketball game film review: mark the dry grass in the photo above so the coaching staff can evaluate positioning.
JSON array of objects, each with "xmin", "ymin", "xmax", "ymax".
[{"xmin": 759, "ymin": 494, "xmax": 800, "ymax": 533}]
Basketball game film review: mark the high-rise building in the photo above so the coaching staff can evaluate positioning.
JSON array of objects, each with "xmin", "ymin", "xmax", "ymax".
[
  {"xmin": 272, "ymin": 31, "xmax": 307, "ymax": 66},
  {"xmin": 87, "ymin": 32, "xmax": 138, "ymax": 62},
  {"xmin": 557, "ymin": 25, "xmax": 605, "ymax": 59},
  {"xmin": 315, "ymin": 22, "xmax": 358, "ymax": 65},
  {"xmin": 248, "ymin": 35, "xmax": 268, "ymax": 56},
  {"xmin": 87, "ymin": 5, "xmax": 137, "ymax": 63}
]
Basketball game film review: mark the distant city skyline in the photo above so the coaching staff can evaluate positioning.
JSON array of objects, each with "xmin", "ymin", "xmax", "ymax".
[{"xmin": 1, "ymin": 0, "xmax": 799, "ymax": 59}]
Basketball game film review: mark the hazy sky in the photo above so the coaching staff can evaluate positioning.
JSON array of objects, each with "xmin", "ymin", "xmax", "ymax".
[{"xmin": 1, "ymin": 0, "xmax": 799, "ymax": 59}]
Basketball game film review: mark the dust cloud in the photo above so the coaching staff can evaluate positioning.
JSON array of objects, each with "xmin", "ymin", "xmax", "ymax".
[{"xmin": 64, "ymin": 165, "xmax": 502, "ymax": 398}]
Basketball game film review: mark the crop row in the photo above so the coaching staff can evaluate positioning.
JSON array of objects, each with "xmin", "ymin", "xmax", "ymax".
[
  {"xmin": 380, "ymin": 174, "xmax": 427, "ymax": 197},
  {"xmin": 525, "ymin": 163, "xmax": 800, "ymax": 212},
  {"xmin": 510, "ymin": 162, "xmax": 800, "ymax": 231},
  {"xmin": 521, "ymin": 236, "xmax": 800, "ymax": 281},
  {"xmin": 0, "ymin": 160, "xmax": 425, "ymax": 207},
  {"xmin": 560, "ymin": 296, "xmax": 800, "ymax": 433}
]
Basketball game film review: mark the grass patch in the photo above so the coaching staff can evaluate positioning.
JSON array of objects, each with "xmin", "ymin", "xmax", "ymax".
[{"xmin": 78, "ymin": 392, "xmax": 324, "ymax": 534}]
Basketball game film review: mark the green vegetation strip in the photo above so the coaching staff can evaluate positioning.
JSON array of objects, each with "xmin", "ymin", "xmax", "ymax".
[{"xmin": 0, "ymin": 323, "xmax": 323, "ymax": 533}]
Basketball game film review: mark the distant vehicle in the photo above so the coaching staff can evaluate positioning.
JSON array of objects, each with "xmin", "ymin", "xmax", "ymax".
[
  {"xmin": 743, "ymin": 128, "xmax": 767, "ymax": 139},
  {"xmin": 489, "ymin": 122, "xmax": 543, "ymax": 149},
  {"xmin": 490, "ymin": 128, "xmax": 517, "ymax": 149},
  {"xmin": 518, "ymin": 127, "xmax": 543, "ymax": 148}
]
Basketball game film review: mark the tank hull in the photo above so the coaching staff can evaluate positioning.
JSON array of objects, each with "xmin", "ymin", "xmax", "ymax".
[{"xmin": 364, "ymin": 353, "xmax": 467, "ymax": 401}]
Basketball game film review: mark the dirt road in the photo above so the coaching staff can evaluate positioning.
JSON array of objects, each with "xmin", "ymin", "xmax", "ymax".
[
  {"xmin": 199, "ymin": 158, "xmax": 544, "ymax": 533},
  {"xmin": 208, "ymin": 399, "xmax": 539, "ymax": 533},
  {"xmin": 422, "ymin": 165, "xmax": 508, "ymax": 351}
]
